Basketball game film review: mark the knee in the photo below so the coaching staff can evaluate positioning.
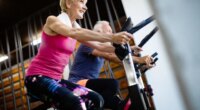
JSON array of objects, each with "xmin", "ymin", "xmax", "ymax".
[
  {"xmin": 61, "ymin": 95, "xmax": 86, "ymax": 110},
  {"xmin": 95, "ymin": 92, "xmax": 104, "ymax": 108},
  {"xmin": 108, "ymin": 79, "xmax": 120, "ymax": 92},
  {"xmin": 88, "ymin": 91, "xmax": 104, "ymax": 109},
  {"xmin": 111, "ymin": 79, "xmax": 119, "ymax": 87}
]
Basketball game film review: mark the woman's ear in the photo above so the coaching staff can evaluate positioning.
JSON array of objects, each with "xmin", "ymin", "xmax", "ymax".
[{"xmin": 66, "ymin": 0, "xmax": 72, "ymax": 9}]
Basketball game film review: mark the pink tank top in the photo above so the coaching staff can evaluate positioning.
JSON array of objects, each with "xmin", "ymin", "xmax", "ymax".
[{"xmin": 26, "ymin": 31, "xmax": 77, "ymax": 80}]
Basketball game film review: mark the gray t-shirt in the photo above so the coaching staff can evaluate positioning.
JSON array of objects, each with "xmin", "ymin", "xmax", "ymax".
[{"xmin": 68, "ymin": 44, "xmax": 104, "ymax": 83}]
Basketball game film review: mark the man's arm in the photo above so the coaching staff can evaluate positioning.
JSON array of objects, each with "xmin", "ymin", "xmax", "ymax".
[
  {"xmin": 83, "ymin": 40, "xmax": 154, "ymax": 66},
  {"xmin": 92, "ymin": 49, "xmax": 121, "ymax": 63},
  {"xmin": 91, "ymin": 48, "xmax": 153, "ymax": 67}
]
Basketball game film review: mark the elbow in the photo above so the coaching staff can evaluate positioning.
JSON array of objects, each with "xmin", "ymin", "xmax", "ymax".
[
  {"xmin": 96, "ymin": 46, "xmax": 107, "ymax": 52},
  {"xmin": 68, "ymin": 28, "xmax": 82, "ymax": 40}
]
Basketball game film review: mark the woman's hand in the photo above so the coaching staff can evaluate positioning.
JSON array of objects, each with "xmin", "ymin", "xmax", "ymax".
[{"xmin": 111, "ymin": 31, "xmax": 133, "ymax": 44}]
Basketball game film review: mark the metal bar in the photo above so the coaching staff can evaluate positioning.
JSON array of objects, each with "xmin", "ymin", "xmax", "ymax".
[
  {"xmin": 14, "ymin": 26, "xmax": 24, "ymax": 108},
  {"xmin": 27, "ymin": 18, "xmax": 35, "ymax": 57},
  {"xmin": 122, "ymin": 44, "xmax": 138, "ymax": 86},
  {"xmin": 15, "ymin": 25, "xmax": 31, "ymax": 110},
  {"xmin": 28, "ymin": 40, "xmax": 32, "ymax": 61},
  {"xmin": 26, "ymin": 23, "xmax": 32, "ymax": 110},
  {"xmin": 110, "ymin": 0, "xmax": 121, "ymax": 29},
  {"xmin": 107, "ymin": 61, "xmax": 114, "ymax": 78},
  {"xmin": 6, "ymin": 27, "xmax": 17, "ymax": 110},
  {"xmin": 33, "ymin": 17, "xmax": 39, "ymax": 49},
  {"xmin": 104, "ymin": 0, "xmax": 116, "ymax": 32},
  {"xmin": 83, "ymin": 14, "xmax": 88, "ymax": 29},
  {"xmin": 13, "ymin": 29, "xmax": 23, "ymax": 101},
  {"xmin": 86, "ymin": 11, "xmax": 93, "ymax": 29},
  {"xmin": 135, "ymin": 64, "xmax": 150, "ymax": 109},
  {"xmin": 6, "ymin": 42, "xmax": 30, "ymax": 55},
  {"xmin": 3, "ymin": 61, "xmax": 8, "ymax": 72},
  {"xmin": 103, "ymin": 61, "xmax": 110, "ymax": 78},
  {"xmin": 107, "ymin": 61, "xmax": 123, "ymax": 98},
  {"xmin": 94, "ymin": 0, "xmax": 101, "ymax": 20}
]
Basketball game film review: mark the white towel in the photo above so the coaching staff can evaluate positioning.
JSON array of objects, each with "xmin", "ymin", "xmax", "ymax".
[{"xmin": 57, "ymin": 12, "xmax": 81, "ymax": 28}]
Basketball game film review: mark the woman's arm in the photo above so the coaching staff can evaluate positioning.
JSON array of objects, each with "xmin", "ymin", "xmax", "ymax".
[
  {"xmin": 43, "ymin": 16, "xmax": 132, "ymax": 44},
  {"xmin": 82, "ymin": 41, "xmax": 115, "ymax": 53}
]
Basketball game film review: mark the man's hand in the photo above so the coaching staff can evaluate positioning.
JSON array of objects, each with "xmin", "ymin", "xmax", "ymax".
[
  {"xmin": 130, "ymin": 46, "xmax": 143, "ymax": 55},
  {"xmin": 134, "ymin": 55, "xmax": 154, "ymax": 67}
]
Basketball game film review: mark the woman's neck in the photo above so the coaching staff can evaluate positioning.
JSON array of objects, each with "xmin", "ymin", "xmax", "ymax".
[{"xmin": 65, "ymin": 12, "xmax": 76, "ymax": 24}]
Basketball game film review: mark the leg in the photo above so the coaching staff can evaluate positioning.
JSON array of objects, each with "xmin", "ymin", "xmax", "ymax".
[
  {"xmin": 25, "ymin": 75, "xmax": 86, "ymax": 110},
  {"xmin": 85, "ymin": 78, "xmax": 123, "ymax": 110},
  {"xmin": 59, "ymin": 79, "xmax": 104, "ymax": 110}
]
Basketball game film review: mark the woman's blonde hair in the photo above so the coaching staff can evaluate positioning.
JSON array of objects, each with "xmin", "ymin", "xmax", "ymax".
[{"xmin": 60, "ymin": 0, "xmax": 74, "ymax": 12}]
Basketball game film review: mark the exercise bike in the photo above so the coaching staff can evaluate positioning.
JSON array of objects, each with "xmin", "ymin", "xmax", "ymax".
[{"xmin": 113, "ymin": 16, "xmax": 159, "ymax": 110}]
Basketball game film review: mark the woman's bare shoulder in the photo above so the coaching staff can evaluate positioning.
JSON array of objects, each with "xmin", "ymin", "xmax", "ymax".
[{"xmin": 43, "ymin": 16, "xmax": 59, "ymax": 36}]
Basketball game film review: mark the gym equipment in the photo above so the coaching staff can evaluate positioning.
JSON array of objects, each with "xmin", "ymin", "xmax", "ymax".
[{"xmin": 114, "ymin": 16, "xmax": 158, "ymax": 110}]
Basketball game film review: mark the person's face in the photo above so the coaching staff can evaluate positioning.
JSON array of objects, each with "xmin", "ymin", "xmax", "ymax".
[
  {"xmin": 68, "ymin": 0, "xmax": 88, "ymax": 20},
  {"xmin": 102, "ymin": 24, "xmax": 112, "ymax": 34}
]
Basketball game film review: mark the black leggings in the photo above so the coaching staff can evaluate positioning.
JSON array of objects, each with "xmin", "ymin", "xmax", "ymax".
[
  {"xmin": 25, "ymin": 75, "xmax": 104, "ymax": 110},
  {"xmin": 86, "ymin": 78, "xmax": 123, "ymax": 110}
]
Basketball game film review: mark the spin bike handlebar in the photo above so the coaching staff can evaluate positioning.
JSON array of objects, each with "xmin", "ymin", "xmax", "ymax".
[
  {"xmin": 138, "ymin": 27, "xmax": 159, "ymax": 47},
  {"xmin": 127, "ymin": 16, "xmax": 155, "ymax": 34},
  {"xmin": 114, "ymin": 16, "xmax": 156, "ymax": 60}
]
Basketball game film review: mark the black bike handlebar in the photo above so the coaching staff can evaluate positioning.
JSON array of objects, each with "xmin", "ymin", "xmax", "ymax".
[
  {"xmin": 151, "ymin": 57, "xmax": 158, "ymax": 65},
  {"xmin": 121, "ymin": 17, "xmax": 133, "ymax": 32},
  {"xmin": 138, "ymin": 27, "xmax": 159, "ymax": 47},
  {"xmin": 127, "ymin": 16, "xmax": 155, "ymax": 34},
  {"xmin": 151, "ymin": 52, "xmax": 158, "ymax": 58}
]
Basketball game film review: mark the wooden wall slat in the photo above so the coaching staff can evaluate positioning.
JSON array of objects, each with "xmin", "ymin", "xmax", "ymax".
[
  {"xmin": 6, "ymin": 96, "xmax": 27, "ymax": 110},
  {"xmin": 0, "ymin": 89, "xmax": 26, "ymax": 104},
  {"xmin": 0, "ymin": 72, "xmax": 23, "ymax": 88},
  {"xmin": 0, "ymin": 81, "xmax": 24, "ymax": 96},
  {"xmin": 1, "ymin": 63, "xmax": 29, "ymax": 79}
]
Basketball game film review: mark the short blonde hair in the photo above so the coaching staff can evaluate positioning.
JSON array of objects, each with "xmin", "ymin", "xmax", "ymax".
[{"xmin": 60, "ymin": 0, "xmax": 74, "ymax": 12}]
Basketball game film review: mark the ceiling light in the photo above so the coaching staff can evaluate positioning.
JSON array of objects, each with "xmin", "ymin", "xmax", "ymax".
[
  {"xmin": 0, "ymin": 55, "xmax": 8, "ymax": 62},
  {"xmin": 31, "ymin": 32, "xmax": 42, "ymax": 46},
  {"xmin": 31, "ymin": 37, "xmax": 41, "ymax": 45}
]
